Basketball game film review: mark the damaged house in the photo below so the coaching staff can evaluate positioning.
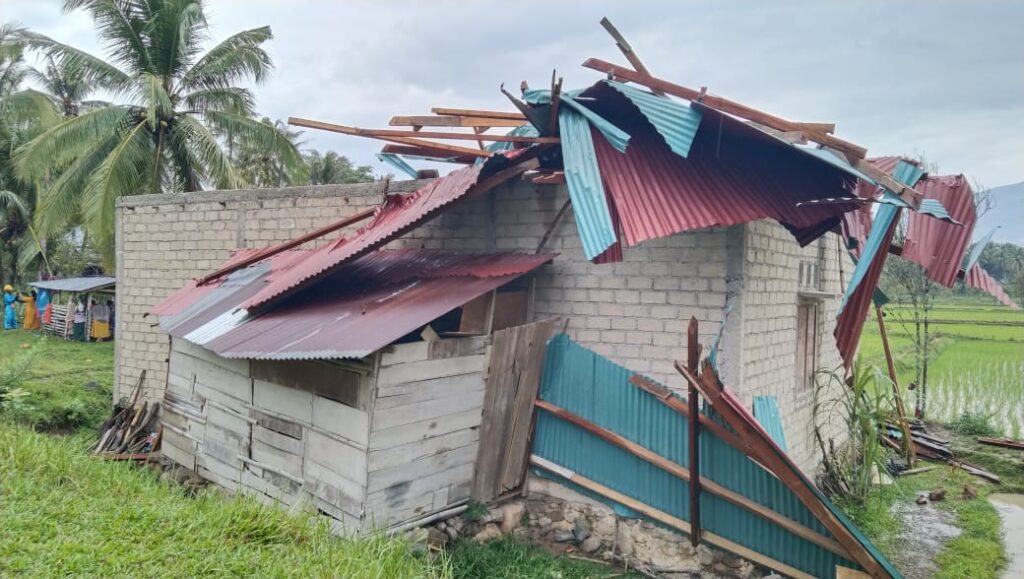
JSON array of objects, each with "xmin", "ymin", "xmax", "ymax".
[{"xmin": 114, "ymin": 26, "xmax": 1016, "ymax": 579}]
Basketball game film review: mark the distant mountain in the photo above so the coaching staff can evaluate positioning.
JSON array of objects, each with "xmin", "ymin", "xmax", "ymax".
[{"xmin": 977, "ymin": 181, "xmax": 1024, "ymax": 246}]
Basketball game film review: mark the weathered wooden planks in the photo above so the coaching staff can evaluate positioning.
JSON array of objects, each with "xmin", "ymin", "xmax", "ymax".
[{"xmin": 472, "ymin": 320, "xmax": 556, "ymax": 501}]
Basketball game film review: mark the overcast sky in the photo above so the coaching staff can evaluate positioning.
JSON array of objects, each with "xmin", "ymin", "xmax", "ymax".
[{"xmin": 5, "ymin": 0, "xmax": 1024, "ymax": 188}]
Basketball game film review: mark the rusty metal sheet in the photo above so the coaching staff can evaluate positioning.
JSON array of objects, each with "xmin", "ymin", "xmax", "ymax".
[
  {"xmin": 157, "ymin": 249, "xmax": 554, "ymax": 360},
  {"xmin": 901, "ymin": 174, "xmax": 977, "ymax": 287},
  {"xmin": 237, "ymin": 151, "xmax": 530, "ymax": 311},
  {"xmin": 966, "ymin": 264, "xmax": 1020, "ymax": 309},
  {"xmin": 588, "ymin": 99, "xmax": 858, "ymax": 248}
]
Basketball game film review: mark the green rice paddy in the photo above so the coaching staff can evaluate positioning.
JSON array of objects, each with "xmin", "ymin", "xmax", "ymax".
[{"xmin": 859, "ymin": 299, "xmax": 1024, "ymax": 436}]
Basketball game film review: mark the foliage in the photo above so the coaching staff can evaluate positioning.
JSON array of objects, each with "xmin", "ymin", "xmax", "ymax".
[
  {"xmin": 0, "ymin": 421, "xmax": 450, "ymax": 577},
  {"xmin": 448, "ymin": 536, "xmax": 635, "ymax": 579},
  {"xmin": 883, "ymin": 256, "xmax": 939, "ymax": 417},
  {"xmin": 860, "ymin": 299, "xmax": 1023, "ymax": 437},
  {"xmin": 977, "ymin": 240, "xmax": 1024, "ymax": 302},
  {"xmin": 44, "ymin": 231, "xmax": 103, "ymax": 278},
  {"xmin": 461, "ymin": 499, "xmax": 490, "ymax": 522},
  {"xmin": 305, "ymin": 149, "xmax": 375, "ymax": 185},
  {"xmin": 0, "ymin": 331, "xmax": 112, "ymax": 431},
  {"xmin": 0, "ymin": 338, "xmax": 36, "ymax": 408},
  {"xmin": 948, "ymin": 410, "xmax": 1002, "ymax": 438},
  {"xmin": 13, "ymin": 0, "xmax": 305, "ymax": 266},
  {"xmin": 813, "ymin": 363, "xmax": 894, "ymax": 504},
  {"xmin": 838, "ymin": 463, "xmax": 1009, "ymax": 579},
  {"xmin": 230, "ymin": 117, "xmax": 308, "ymax": 188}
]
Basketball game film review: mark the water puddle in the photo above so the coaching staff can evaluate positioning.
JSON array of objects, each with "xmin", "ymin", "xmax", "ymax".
[
  {"xmin": 990, "ymin": 494, "xmax": 1024, "ymax": 579},
  {"xmin": 891, "ymin": 502, "xmax": 961, "ymax": 579}
]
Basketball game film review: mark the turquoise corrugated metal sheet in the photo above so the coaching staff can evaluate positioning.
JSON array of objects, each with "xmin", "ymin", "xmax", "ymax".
[
  {"xmin": 533, "ymin": 335, "xmax": 862, "ymax": 578},
  {"xmin": 376, "ymin": 153, "xmax": 418, "ymax": 178},
  {"xmin": 604, "ymin": 80, "xmax": 702, "ymax": 158},
  {"xmin": 523, "ymin": 88, "xmax": 630, "ymax": 152},
  {"xmin": 481, "ymin": 124, "xmax": 540, "ymax": 158},
  {"xmin": 752, "ymin": 396, "xmax": 788, "ymax": 452},
  {"xmin": 559, "ymin": 108, "xmax": 618, "ymax": 260},
  {"xmin": 964, "ymin": 227, "xmax": 997, "ymax": 271},
  {"xmin": 839, "ymin": 160, "xmax": 926, "ymax": 314}
]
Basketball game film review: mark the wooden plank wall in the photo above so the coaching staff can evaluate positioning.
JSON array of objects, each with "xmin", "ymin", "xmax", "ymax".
[
  {"xmin": 471, "ymin": 319, "xmax": 556, "ymax": 501},
  {"xmin": 365, "ymin": 336, "xmax": 489, "ymax": 528},
  {"xmin": 161, "ymin": 338, "xmax": 373, "ymax": 533}
]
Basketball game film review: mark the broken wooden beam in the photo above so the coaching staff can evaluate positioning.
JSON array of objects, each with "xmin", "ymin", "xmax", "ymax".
[
  {"xmin": 599, "ymin": 17, "xmax": 664, "ymax": 97},
  {"xmin": 380, "ymin": 144, "xmax": 476, "ymax": 164},
  {"xmin": 389, "ymin": 115, "xmax": 525, "ymax": 128},
  {"xmin": 289, "ymin": 117, "xmax": 492, "ymax": 158},
  {"xmin": 430, "ymin": 107, "xmax": 526, "ymax": 120},
  {"xmin": 686, "ymin": 316, "xmax": 702, "ymax": 547},
  {"xmin": 977, "ymin": 437, "xmax": 1024, "ymax": 451}
]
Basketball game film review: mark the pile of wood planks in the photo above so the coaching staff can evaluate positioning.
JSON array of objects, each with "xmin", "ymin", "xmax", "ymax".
[
  {"xmin": 94, "ymin": 401, "xmax": 161, "ymax": 459},
  {"xmin": 882, "ymin": 423, "xmax": 1001, "ymax": 483},
  {"xmin": 978, "ymin": 437, "xmax": 1024, "ymax": 451}
]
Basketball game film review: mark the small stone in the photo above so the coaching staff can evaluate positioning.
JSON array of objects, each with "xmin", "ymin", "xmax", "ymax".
[
  {"xmin": 580, "ymin": 536, "xmax": 602, "ymax": 553},
  {"xmin": 548, "ymin": 510, "xmax": 565, "ymax": 523},
  {"xmin": 614, "ymin": 523, "xmax": 635, "ymax": 557},
  {"xmin": 537, "ymin": 516, "xmax": 552, "ymax": 527},
  {"xmin": 594, "ymin": 515, "xmax": 616, "ymax": 537},
  {"xmin": 472, "ymin": 523, "xmax": 502, "ymax": 543},
  {"xmin": 916, "ymin": 494, "xmax": 929, "ymax": 505},
  {"xmin": 552, "ymin": 520, "xmax": 574, "ymax": 533},
  {"xmin": 573, "ymin": 518, "xmax": 590, "ymax": 543},
  {"xmin": 963, "ymin": 484, "xmax": 978, "ymax": 499},
  {"xmin": 448, "ymin": 516, "xmax": 464, "ymax": 533},
  {"xmin": 721, "ymin": 552, "xmax": 744, "ymax": 568},
  {"xmin": 553, "ymin": 530, "xmax": 575, "ymax": 543},
  {"xmin": 426, "ymin": 527, "xmax": 448, "ymax": 548},
  {"xmin": 435, "ymin": 521, "xmax": 447, "ymax": 532},
  {"xmin": 678, "ymin": 541, "xmax": 696, "ymax": 557},
  {"xmin": 501, "ymin": 501, "xmax": 526, "ymax": 534},
  {"xmin": 929, "ymin": 488, "xmax": 947, "ymax": 502},
  {"xmin": 444, "ymin": 526, "xmax": 459, "ymax": 541},
  {"xmin": 696, "ymin": 544, "xmax": 715, "ymax": 567}
]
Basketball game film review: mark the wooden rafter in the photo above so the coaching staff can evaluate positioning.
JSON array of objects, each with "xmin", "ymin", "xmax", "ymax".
[
  {"xmin": 599, "ymin": 17, "xmax": 664, "ymax": 96},
  {"xmin": 290, "ymin": 118, "xmax": 556, "ymax": 145},
  {"xmin": 431, "ymin": 107, "xmax": 526, "ymax": 120},
  {"xmin": 380, "ymin": 144, "xmax": 476, "ymax": 164},
  {"xmin": 581, "ymin": 58, "xmax": 923, "ymax": 208},
  {"xmin": 389, "ymin": 115, "xmax": 524, "ymax": 128},
  {"xmin": 290, "ymin": 117, "xmax": 492, "ymax": 158}
]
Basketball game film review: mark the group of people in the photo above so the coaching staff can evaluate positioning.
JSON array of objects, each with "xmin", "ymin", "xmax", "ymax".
[{"xmin": 3, "ymin": 285, "xmax": 114, "ymax": 341}]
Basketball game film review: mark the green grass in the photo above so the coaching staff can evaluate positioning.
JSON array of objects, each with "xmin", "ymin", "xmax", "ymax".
[
  {"xmin": 0, "ymin": 422, "xmax": 448, "ymax": 577},
  {"xmin": 449, "ymin": 537, "xmax": 632, "ymax": 579},
  {"xmin": 860, "ymin": 298, "xmax": 1024, "ymax": 436},
  {"xmin": 839, "ymin": 459, "xmax": 1012, "ymax": 579},
  {"xmin": 0, "ymin": 329, "xmax": 113, "ymax": 432}
]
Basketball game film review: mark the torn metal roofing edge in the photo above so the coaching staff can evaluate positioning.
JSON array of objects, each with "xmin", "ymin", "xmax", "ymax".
[
  {"xmin": 604, "ymin": 80, "xmax": 703, "ymax": 158},
  {"xmin": 559, "ymin": 107, "xmax": 618, "ymax": 260},
  {"xmin": 157, "ymin": 249, "xmax": 556, "ymax": 360}
]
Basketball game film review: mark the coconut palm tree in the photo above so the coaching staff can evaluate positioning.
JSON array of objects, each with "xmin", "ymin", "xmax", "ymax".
[
  {"xmin": 14, "ymin": 0, "xmax": 304, "ymax": 265},
  {"xmin": 0, "ymin": 23, "xmax": 60, "ymax": 284},
  {"xmin": 305, "ymin": 150, "xmax": 375, "ymax": 185},
  {"xmin": 28, "ymin": 55, "xmax": 105, "ymax": 118}
]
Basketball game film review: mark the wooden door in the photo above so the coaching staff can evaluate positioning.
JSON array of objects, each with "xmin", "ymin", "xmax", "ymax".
[{"xmin": 471, "ymin": 319, "xmax": 556, "ymax": 501}]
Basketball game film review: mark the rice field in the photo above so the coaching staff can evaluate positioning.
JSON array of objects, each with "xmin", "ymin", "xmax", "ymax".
[{"xmin": 858, "ymin": 299, "xmax": 1024, "ymax": 436}]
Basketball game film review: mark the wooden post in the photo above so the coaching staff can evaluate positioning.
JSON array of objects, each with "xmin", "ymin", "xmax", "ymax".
[
  {"xmin": 686, "ymin": 317, "xmax": 702, "ymax": 546},
  {"xmin": 875, "ymin": 305, "xmax": 915, "ymax": 467}
]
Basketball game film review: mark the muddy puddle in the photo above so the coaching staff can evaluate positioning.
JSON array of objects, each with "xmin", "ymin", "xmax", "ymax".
[
  {"xmin": 990, "ymin": 494, "xmax": 1024, "ymax": 579},
  {"xmin": 891, "ymin": 502, "xmax": 961, "ymax": 579}
]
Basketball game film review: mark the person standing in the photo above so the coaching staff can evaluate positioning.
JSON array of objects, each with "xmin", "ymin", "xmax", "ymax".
[
  {"xmin": 21, "ymin": 290, "xmax": 39, "ymax": 331},
  {"xmin": 3, "ymin": 285, "xmax": 20, "ymax": 330},
  {"xmin": 91, "ymin": 299, "xmax": 111, "ymax": 342},
  {"xmin": 72, "ymin": 300, "xmax": 87, "ymax": 341}
]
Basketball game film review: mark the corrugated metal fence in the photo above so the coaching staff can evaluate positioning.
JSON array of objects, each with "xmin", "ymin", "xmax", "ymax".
[{"xmin": 531, "ymin": 334, "xmax": 863, "ymax": 579}]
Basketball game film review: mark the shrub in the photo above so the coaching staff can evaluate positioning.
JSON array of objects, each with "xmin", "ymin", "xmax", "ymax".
[{"xmin": 949, "ymin": 410, "xmax": 1002, "ymax": 437}]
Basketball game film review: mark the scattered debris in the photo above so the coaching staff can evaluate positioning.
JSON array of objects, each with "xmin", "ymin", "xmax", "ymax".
[
  {"xmin": 898, "ymin": 466, "xmax": 935, "ymax": 477},
  {"xmin": 883, "ymin": 423, "xmax": 1001, "ymax": 483},
  {"xmin": 977, "ymin": 437, "xmax": 1024, "ymax": 451},
  {"xmin": 928, "ymin": 488, "xmax": 946, "ymax": 502},
  {"xmin": 962, "ymin": 485, "xmax": 978, "ymax": 500},
  {"xmin": 916, "ymin": 495, "xmax": 929, "ymax": 506},
  {"xmin": 92, "ymin": 371, "xmax": 160, "ymax": 459}
]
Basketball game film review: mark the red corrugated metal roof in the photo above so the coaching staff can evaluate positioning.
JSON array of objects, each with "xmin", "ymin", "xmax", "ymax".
[
  {"xmin": 588, "ymin": 98, "xmax": 859, "ymax": 248},
  {"xmin": 901, "ymin": 174, "xmax": 977, "ymax": 287},
  {"xmin": 966, "ymin": 264, "xmax": 1021, "ymax": 309},
  {"xmin": 835, "ymin": 211, "xmax": 899, "ymax": 370},
  {"xmin": 157, "ymin": 249, "xmax": 554, "ymax": 360},
  {"xmin": 841, "ymin": 205, "xmax": 873, "ymax": 259},
  {"xmin": 232, "ymin": 151, "xmax": 532, "ymax": 312}
]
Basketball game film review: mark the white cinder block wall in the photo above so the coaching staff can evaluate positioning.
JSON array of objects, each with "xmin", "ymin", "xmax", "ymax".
[{"xmin": 116, "ymin": 179, "xmax": 851, "ymax": 473}]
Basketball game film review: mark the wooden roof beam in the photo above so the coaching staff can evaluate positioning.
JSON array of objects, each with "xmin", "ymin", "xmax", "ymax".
[
  {"xmin": 599, "ymin": 17, "xmax": 665, "ymax": 96},
  {"xmin": 290, "ymin": 118, "xmax": 555, "ymax": 145},
  {"xmin": 380, "ymin": 144, "xmax": 476, "ymax": 164},
  {"xmin": 582, "ymin": 58, "xmax": 867, "ymax": 159},
  {"xmin": 389, "ymin": 115, "xmax": 524, "ymax": 128},
  {"xmin": 431, "ymin": 107, "xmax": 526, "ymax": 121},
  {"xmin": 289, "ymin": 117, "xmax": 492, "ymax": 158}
]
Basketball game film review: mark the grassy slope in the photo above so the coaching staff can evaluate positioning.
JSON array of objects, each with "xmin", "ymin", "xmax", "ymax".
[{"xmin": 0, "ymin": 330, "xmax": 621, "ymax": 578}]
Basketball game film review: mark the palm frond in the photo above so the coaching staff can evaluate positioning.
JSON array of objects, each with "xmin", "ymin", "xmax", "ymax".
[
  {"xmin": 15, "ymin": 30, "xmax": 134, "ymax": 95},
  {"xmin": 0, "ymin": 189, "xmax": 29, "ymax": 220},
  {"xmin": 13, "ymin": 105, "xmax": 136, "ymax": 181},
  {"xmin": 34, "ymin": 135, "xmax": 119, "ymax": 238},
  {"xmin": 80, "ymin": 119, "xmax": 152, "ymax": 263},
  {"xmin": 182, "ymin": 86, "xmax": 254, "ymax": 115},
  {"xmin": 177, "ymin": 27, "xmax": 273, "ymax": 93},
  {"xmin": 138, "ymin": 72, "xmax": 174, "ymax": 130},
  {"xmin": 150, "ymin": 0, "xmax": 207, "ymax": 77},
  {"xmin": 0, "ymin": 89, "xmax": 62, "ymax": 132},
  {"xmin": 171, "ymin": 114, "xmax": 236, "ymax": 190},
  {"xmin": 204, "ymin": 109, "xmax": 307, "ymax": 186},
  {"xmin": 61, "ymin": 0, "xmax": 152, "ymax": 73}
]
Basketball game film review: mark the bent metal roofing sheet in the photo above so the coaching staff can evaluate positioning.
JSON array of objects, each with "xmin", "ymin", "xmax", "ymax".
[
  {"xmin": 235, "ymin": 149, "xmax": 536, "ymax": 312},
  {"xmin": 156, "ymin": 249, "xmax": 555, "ymax": 360}
]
